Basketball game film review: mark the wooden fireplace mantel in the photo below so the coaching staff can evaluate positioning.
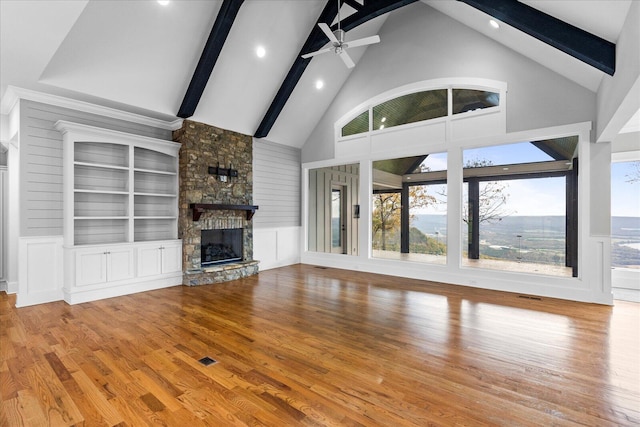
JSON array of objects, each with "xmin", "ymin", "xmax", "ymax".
[{"xmin": 189, "ymin": 203, "xmax": 259, "ymax": 221}]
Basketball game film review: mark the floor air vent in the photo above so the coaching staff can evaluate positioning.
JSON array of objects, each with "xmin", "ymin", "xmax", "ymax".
[
  {"xmin": 518, "ymin": 295, "xmax": 542, "ymax": 301},
  {"xmin": 198, "ymin": 356, "xmax": 217, "ymax": 366}
]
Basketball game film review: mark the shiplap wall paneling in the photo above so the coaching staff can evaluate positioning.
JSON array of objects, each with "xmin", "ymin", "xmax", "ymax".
[
  {"xmin": 253, "ymin": 141, "xmax": 301, "ymax": 228},
  {"xmin": 134, "ymin": 219, "xmax": 176, "ymax": 242},
  {"xmin": 75, "ymin": 192, "xmax": 128, "ymax": 217},
  {"xmin": 74, "ymin": 219, "xmax": 128, "ymax": 245},
  {"xmin": 21, "ymin": 114, "xmax": 63, "ymax": 236},
  {"xmin": 75, "ymin": 141, "xmax": 129, "ymax": 166},
  {"xmin": 134, "ymin": 171, "xmax": 176, "ymax": 195},
  {"xmin": 134, "ymin": 147, "xmax": 176, "ymax": 172},
  {"xmin": 134, "ymin": 196, "xmax": 175, "ymax": 217},
  {"xmin": 20, "ymin": 100, "xmax": 171, "ymax": 237}
]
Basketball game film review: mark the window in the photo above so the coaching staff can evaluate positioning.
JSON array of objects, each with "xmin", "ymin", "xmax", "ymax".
[
  {"xmin": 339, "ymin": 83, "xmax": 503, "ymax": 138},
  {"xmin": 611, "ymin": 161, "xmax": 640, "ymax": 269},
  {"xmin": 372, "ymin": 89, "xmax": 447, "ymax": 131},
  {"xmin": 372, "ymin": 153, "xmax": 447, "ymax": 264},
  {"xmin": 461, "ymin": 139, "xmax": 578, "ymax": 277},
  {"xmin": 341, "ymin": 111, "xmax": 369, "ymax": 137},
  {"xmin": 452, "ymin": 89, "xmax": 499, "ymax": 114}
]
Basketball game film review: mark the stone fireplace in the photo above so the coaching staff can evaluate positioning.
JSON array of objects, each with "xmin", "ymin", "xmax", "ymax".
[{"xmin": 173, "ymin": 120, "xmax": 259, "ymax": 285}]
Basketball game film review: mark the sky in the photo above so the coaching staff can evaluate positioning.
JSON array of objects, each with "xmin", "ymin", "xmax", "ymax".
[{"xmin": 413, "ymin": 143, "xmax": 640, "ymax": 217}]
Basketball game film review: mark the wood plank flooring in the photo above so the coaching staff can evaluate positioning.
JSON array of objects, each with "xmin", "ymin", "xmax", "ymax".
[{"xmin": 1, "ymin": 264, "xmax": 639, "ymax": 426}]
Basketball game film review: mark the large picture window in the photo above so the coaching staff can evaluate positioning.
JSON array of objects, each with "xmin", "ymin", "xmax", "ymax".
[
  {"xmin": 461, "ymin": 138, "xmax": 578, "ymax": 277},
  {"xmin": 372, "ymin": 152, "xmax": 447, "ymax": 264}
]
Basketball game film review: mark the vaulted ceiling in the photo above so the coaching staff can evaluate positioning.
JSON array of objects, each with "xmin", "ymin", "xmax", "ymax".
[{"xmin": 0, "ymin": 0, "xmax": 635, "ymax": 148}]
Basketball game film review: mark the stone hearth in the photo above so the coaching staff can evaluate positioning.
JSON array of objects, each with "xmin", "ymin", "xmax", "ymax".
[{"xmin": 173, "ymin": 120, "xmax": 258, "ymax": 285}]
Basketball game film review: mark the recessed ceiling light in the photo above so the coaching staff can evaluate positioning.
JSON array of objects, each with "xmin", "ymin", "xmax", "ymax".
[
  {"xmin": 315, "ymin": 80, "xmax": 324, "ymax": 90},
  {"xmin": 381, "ymin": 117, "xmax": 386, "ymax": 123},
  {"xmin": 379, "ymin": 125, "xmax": 385, "ymax": 130},
  {"xmin": 489, "ymin": 19, "xmax": 500, "ymax": 29},
  {"xmin": 256, "ymin": 46, "xmax": 266, "ymax": 58},
  {"xmin": 157, "ymin": 0, "xmax": 170, "ymax": 6}
]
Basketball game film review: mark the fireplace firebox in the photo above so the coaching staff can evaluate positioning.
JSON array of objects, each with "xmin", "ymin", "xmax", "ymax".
[{"xmin": 201, "ymin": 228, "xmax": 243, "ymax": 266}]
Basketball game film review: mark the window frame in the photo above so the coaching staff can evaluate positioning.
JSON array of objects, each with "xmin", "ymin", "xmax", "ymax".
[{"xmin": 336, "ymin": 79, "xmax": 506, "ymax": 142}]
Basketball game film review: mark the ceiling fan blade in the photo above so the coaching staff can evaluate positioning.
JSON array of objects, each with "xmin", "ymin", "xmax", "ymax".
[
  {"xmin": 345, "ymin": 35, "xmax": 380, "ymax": 49},
  {"xmin": 339, "ymin": 50, "xmax": 355, "ymax": 69},
  {"xmin": 318, "ymin": 23, "xmax": 339, "ymax": 44},
  {"xmin": 301, "ymin": 47, "xmax": 333, "ymax": 59}
]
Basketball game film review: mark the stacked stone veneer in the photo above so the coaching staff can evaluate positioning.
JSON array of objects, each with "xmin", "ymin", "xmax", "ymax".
[{"xmin": 173, "ymin": 120, "xmax": 258, "ymax": 286}]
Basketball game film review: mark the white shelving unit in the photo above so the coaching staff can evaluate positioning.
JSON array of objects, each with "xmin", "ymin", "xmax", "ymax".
[{"xmin": 55, "ymin": 121, "xmax": 182, "ymax": 304}]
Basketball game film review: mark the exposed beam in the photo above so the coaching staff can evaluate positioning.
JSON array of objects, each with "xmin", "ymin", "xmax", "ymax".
[
  {"xmin": 254, "ymin": 0, "xmax": 418, "ymax": 139},
  {"xmin": 458, "ymin": 0, "xmax": 615, "ymax": 75},
  {"xmin": 177, "ymin": 0, "xmax": 245, "ymax": 119}
]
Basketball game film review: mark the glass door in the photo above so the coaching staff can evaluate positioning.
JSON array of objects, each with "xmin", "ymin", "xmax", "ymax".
[{"xmin": 331, "ymin": 185, "xmax": 347, "ymax": 254}]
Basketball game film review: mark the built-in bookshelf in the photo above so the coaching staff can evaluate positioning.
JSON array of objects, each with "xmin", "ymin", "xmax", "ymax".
[
  {"xmin": 57, "ymin": 122, "xmax": 179, "ymax": 245},
  {"xmin": 55, "ymin": 120, "xmax": 183, "ymax": 304}
]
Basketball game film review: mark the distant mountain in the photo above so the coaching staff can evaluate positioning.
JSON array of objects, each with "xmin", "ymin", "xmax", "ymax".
[{"xmin": 411, "ymin": 214, "xmax": 639, "ymax": 268}]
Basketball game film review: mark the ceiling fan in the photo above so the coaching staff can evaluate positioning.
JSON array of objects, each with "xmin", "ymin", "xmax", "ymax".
[{"xmin": 301, "ymin": 1, "xmax": 380, "ymax": 69}]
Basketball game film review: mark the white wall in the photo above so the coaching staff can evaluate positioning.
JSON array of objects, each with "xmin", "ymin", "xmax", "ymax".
[
  {"xmin": 596, "ymin": 0, "xmax": 640, "ymax": 143},
  {"xmin": 253, "ymin": 139, "xmax": 301, "ymax": 270},
  {"xmin": 302, "ymin": 3, "xmax": 596, "ymax": 163},
  {"xmin": 297, "ymin": 2, "xmax": 614, "ymax": 304}
]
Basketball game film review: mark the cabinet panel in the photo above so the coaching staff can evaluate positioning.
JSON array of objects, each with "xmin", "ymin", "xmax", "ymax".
[
  {"xmin": 107, "ymin": 248, "xmax": 135, "ymax": 282},
  {"xmin": 162, "ymin": 244, "xmax": 182, "ymax": 274},
  {"xmin": 137, "ymin": 246, "xmax": 162, "ymax": 277},
  {"xmin": 75, "ymin": 250, "xmax": 107, "ymax": 286}
]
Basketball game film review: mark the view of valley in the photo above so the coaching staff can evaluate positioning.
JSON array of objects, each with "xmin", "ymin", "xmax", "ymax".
[{"xmin": 376, "ymin": 214, "xmax": 640, "ymax": 269}]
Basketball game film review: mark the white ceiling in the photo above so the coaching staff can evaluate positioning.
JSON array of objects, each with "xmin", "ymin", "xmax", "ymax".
[{"xmin": 0, "ymin": 0, "xmax": 635, "ymax": 148}]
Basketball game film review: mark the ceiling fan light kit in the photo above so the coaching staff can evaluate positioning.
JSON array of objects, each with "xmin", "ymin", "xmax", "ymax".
[{"xmin": 302, "ymin": 0, "xmax": 381, "ymax": 69}]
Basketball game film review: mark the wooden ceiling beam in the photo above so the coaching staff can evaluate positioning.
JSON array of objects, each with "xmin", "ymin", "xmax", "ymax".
[
  {"xmin": 254, "ymin": 0, "xmax": 417, "ymax": 139},
  {"xmin": 458, "ymin": 0, "xmax": 615, "ymax": 76},
  {"xmin": 177, "ymin": 0, "xmax": 245, "ymax": 119}
]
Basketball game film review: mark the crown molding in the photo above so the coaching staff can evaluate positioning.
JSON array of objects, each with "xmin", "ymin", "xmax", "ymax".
[{"xmin": 0, "ymin": 86, "xmax": 183, "ymax": 131}]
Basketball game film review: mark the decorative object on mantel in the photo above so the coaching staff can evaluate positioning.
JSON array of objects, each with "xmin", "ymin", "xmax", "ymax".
[
  {"xmin": 208, "ymin": 162, "xmax": 238, "ymax": 182},
  {"xmin": 189, "ymin": 203, "xmax": 259, "ymax": 221}
]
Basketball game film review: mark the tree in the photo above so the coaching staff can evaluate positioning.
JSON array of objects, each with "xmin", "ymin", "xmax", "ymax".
[
  {"xmin": 462, "ymin": 158, "xmax": 514, "ymax": 224},
  {"xmin": 626, "ymin": 161, "xmax": 640, "ymax": 184},
  {"xmin": 372, "ymin": 192, "xmax": 401, "ymax": 250},
  {"xmin": 372, "ymin": 186, "xmax": 437, "ymax": 250}
]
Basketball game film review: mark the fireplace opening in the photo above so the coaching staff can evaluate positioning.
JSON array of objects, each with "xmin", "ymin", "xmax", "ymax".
[{"xmin": 201, "ymin": 228, "xmax": 243, "ymax": 267}]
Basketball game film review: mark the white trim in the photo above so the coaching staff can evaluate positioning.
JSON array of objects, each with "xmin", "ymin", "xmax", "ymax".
[
  {"xmin": 63, "ymin": 274, "xmax": 182, "ymax": 305},
  {"xmin": 1, "ymin": 86, "xmax": 183, "ymax": 131},
  {"xmin": 55, "ymin": 120, "xmax": 180, "ymax": 156},
  {"xmin": 335, "ymin": 78, "xmax": 508, "ymax": 141},
  {"xmin": 302, "ymin": 121, "xmax": 616, "ymax": 304}
]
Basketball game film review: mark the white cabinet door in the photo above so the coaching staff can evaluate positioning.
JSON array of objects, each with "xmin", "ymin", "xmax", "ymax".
[
  {"xmin": 137, "ymin": 245, "xmax": 162, "ymax": 278},
  {"xmin": 75, "ymin": 246, "xmax": 134, "ymax": 286},
  {"xmin": 137, "ymin": 242, "xmax": 182, "ymax": 276},
  {"xmin": 75, "ymin": 250, "xmax": 107, "ymax": 286},
  {"xmin": 161, "ymin": 243, "xmax": 182, "ymax": 274},
  {"xmin": 107, "ymin": 248, "xmax": 135, "ymax": 282}
]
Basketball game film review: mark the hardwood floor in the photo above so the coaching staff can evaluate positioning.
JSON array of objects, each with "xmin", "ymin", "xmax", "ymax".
[{"xmin": 1, "ymin": 264, "xmax": 638, "ymax": 426}]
